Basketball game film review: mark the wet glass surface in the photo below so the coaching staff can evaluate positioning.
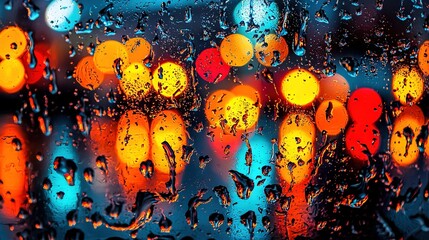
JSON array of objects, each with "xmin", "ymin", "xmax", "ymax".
[{"xmin": 1, "ymin": 0, "xmax": 429, "ymax": 239}]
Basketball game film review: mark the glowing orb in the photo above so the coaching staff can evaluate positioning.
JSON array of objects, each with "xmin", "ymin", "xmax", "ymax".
[
  {"xmin": 93, "ymin": 40, "xmax": 129, "ymax": 74},
  {"xmin": 315, "ymin": 100, "xmax": 349, "ymax": 136},
  {"xmin": 231, "ymin": 84, "xmax": 261, "ymax": 103},
  {"xmin": 151, "ymin": 110, "xmax": 187, "ymax": 174},
  {"xmin": 233, "ymin": 0, "xmax": 279, "ymax": 35},
  {"xmin": 220, "ymin": 34, "xmax": 254, "ymax": 67},
  {"xmin": 345, "ymin": 123, "xmax": 380, "ymax": 161},
  {"xmin": 0, "ymin": 59, "xmax": 25, "ymax": 93},
  {"xmin": 392, "ymin": 66, "xmax": 424, "ymax": 105},
  {"xmin": 74, "ymin": 56, "xmax": 105, "ymax": 90},
  {"xmin": 225, "ymin": 96, "xmax": 259, "ymax": 130},
  {"xmin": 205, "ymin": 89, "xmax": 235, "ymax": 127},
  {"xmin": 0, "ymin": 26, "xmax": 27, "ymax": 59},
  {"xmin": 390, "ymin": 105, "xmax": 425, "ymax": 166},
  {"xmin": 196, "ymin": 48, "xmax": 230, "ymax": 83},
  {"xmin": 125, "ymin": 37, "xmax": 152, "ymax": 64},
  {"xmin": 152, "ymin": 62, "xmax": 188, "ymax": 98},
  {"xmin": 120, "ymin": 63, "xmax": 152, "ymax": 100},
  {"xmin": 116, "ymin": 111, "xmax": 150, "ymax": 168},
  {"xmin": 347, "ymin": 88, "xmax": 382, "ymax": 124},
  {"xmin": 23, "ymin": 50, "xmax": 46, "ymax": 84},
  {"xmin": 318, "ymin": 73, "xmax": 350, "ymax": 103},
  {"xmin": 281, "ymin": 68, "xmax": 319, "ymax": 106},
  {"xmin": 254, "ymin": 34, "xmax": 288, "ymax": 67},
  {"xmin": 45, "ymin": 0, "xmax": 81, "ymax": 32},
  {"xmin": 418, "ymin": 40, "xmax": 429, "ymax": 76},
  {"xmin": 279, "ymin": 113, "xmax": 315, "ymax": 184},
  {"xmin": 0, "ymin": 123, "xmax": 27, "ymax": 217}
]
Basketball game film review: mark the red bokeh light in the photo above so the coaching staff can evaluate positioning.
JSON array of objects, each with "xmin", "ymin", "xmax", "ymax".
[
  {"xmin": 196, "ymin": 48, "xmax": 230, "ymax": 83},
  {"xmin": 347, "ymin": 88, "xmax": 382, "ymax": 124}
]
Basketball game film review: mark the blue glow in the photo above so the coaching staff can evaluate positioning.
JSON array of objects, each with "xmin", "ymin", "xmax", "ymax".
[
  {"xmin": 228, "ymin": 134, "xmax": 274, "ymax": 239},
  {"xmin": 45, "ymin": 0, "xmax": 81, "ymax": 32},
  {"xmin": 46, "ymin": 121, "xmax": 80, "ymax": 223},
  {"xmin": 233, "ymin": 0, "xmax": 279, "ymax": 42}
]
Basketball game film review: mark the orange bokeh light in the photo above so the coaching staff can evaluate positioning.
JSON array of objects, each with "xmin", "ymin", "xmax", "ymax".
[
  {"xmin": 0, "ymin": 122, "xmax": 27, "ymax": 218},
  {"xmin": 315, "ymin": 99, "xmax": 349, "ymax": 136},
  {"xmin": 205, "ymin": 89, "xmax": 236, "ymax": 127},
  {"xmin": 74, "ymin": 56, "xmax": 105, "ymax": 90},
  {"xmin": 150, "ymin": 110, "xmax": 187, "ymax": 175},
  {"xmin": 318, "ymin": 73, "xmax": 349, "ymax": 103},
  {"xmin": 391, "ymin": 105, "xmax": 425, "ymax": 166},
  {"xmin": 0, "ymin": 26, "xmax": 28, "ymax": 60},
  {"xmin": 116, "ymin": 110, "xmax": 150, "ymax": 168},
  {"xmin": 220, "ymin": 33, "xmax": 254, "ymax": 67},
  {"xmin": 93, "ymin": 40, "xmax": 129, "ymax": 74},
  {"xmin": 125, "ymin": 37, "xmax": 152, "ymax": 64},
  {"xmin": 418, "ymin": 40, "xmax": 429, "ymax": 76},
  {"xmin": 254, "ymin": 34, "xmax": 289, "ymax": 67}
]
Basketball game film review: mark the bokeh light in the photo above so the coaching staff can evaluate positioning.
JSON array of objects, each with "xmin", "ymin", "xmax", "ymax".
[
  {"xmin": 279, "ymin": 113, "xmax": 315, "ymax": 184},
  {"xmin": 345, "ymin": 123, "xmax": 380, "ymax": 161},
  {"xmin": 0, "ymin": 59, "xmax": 25, "ymax": 93},
  {"xmin": 347, "ymin": 88, "xmax": 382, "ymax": 124},
  {"xmin": 125, "ymin": 37, "xmax": 152, "ymax": 64},
  {"xmin": 220, "ymin": 34, "xmax": 254, "ymax": 67},
  {"xmin": 93, "ymin": 40, "xmax": 129, "ymax": 74},
  {"xmin": 0, "ymin": 122, "xmax": 27, "ymax": 218},
  {"xmin": 152, "ymin": 62, "xmax": 188, "ymax": 98},
  {"xmin": 254, "ymin": 34, "xmax": 288, "ymax": 67},
  {"xmin": 315, "ymin": 99, "xmax": 349, "ymax": 136},
  {"xmin": 391, "ymin": 66, "xmax": 424, "ymax": 105},
  {"xmin": 318, "ymin": 73, "xmax": 350, "ymax": 103},
  {"xmin": 45, "ymin": 0, "xmax": 81, "ymax": 32},
  {"xmin": 390, "ymin": 105, "xmax": 425, "ymax": 166},
  {"xmin": 74, "ymin": 56, "xmax": 105, "ymax": 90},
  {"xmin": 205, "ymin": 89, "xmax": 235, "ymax": 127},
  {"xmin": 418, "ymin": 40, "xmax": 429, "ymax": 76},
  {"xmin": 150, "ymin": 110, "xmax": 187, "ymax": 174},
  {"xmin": 281, "ymin": 68, "xmax": 319, "ymax": 106},
  {"xmin": 225, "ymin": 96, "xmax": 259, "ymax": 131},
  {"xmin": 119, "ymin": 63, "xmax": 152, "ymax": 100},
  {"xmin": 23, "ymin": 50, "xmax": 47, "ymax": 84},
  {"xmin": 196, "ymin": 48, "xmax": 230, "ymax": 83},
  {"xmin": 233, "ymin": 0, "xmax": 279, "ymax": 39},
  {"xmin": 116, "ymin": 110, "xmax": 150, "ymax": 168},
  {"xmin": 0, "ymin": 26, "xmax": 27, "ymax": 60}
]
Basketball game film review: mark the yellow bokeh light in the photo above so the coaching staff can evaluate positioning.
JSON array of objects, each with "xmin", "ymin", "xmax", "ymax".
[
  {"xmin": 125, "ymin": 38, "xmax": 152, "ymax": 64},
  {"xmin": 254, "ymin": 34, "xmax": 288, "ymax": 67},
  {"xmin": 392, "ymin": 66, "xmax": 424, "ymax": 105},
  {"xmin": 220, "ymin": 33, "xmax": 254, "ymax": 67},
  {"xmin": 116, "ymin": 110, "xmax": 150, "ymax": 168},
  {"xmin": 205, "ymin": 89, "xmax": 235, "ymax": 127},
  {"xmin": 151, "ymin": 110, "xmax": 187, "ymax": 175},
  {"xmin": 281, "ymin": 68, "xmax": 319, "ymax": 106},
  {"xmin": 152, "ymin": 62, "xmax": 188, "ymax": 98},
  {"xmin": 0, "ymin": 26, "xmax": 28, "ymax": 59},
  {"xmin": 93, "ymin": 40, "xmax": 129, "ymax": 74},
  {"xmin": 315, "ymin": 100, "xmax": 349, "ymax": 136},
  {"xmin": 418, "ymin": 40, "xmax": 429, "ymax": 76},
  {"xmin": 74, "ymin": 56, "xmax": 105, "ymax": 90},
  {"xmin": 279, "ymin": 113, "xmax": 315, "ymax": 184},
  {"xmin": 120, "ymin": 63, "xmax": 152, "ymax": 100},
  {"xmin": 391, "ymin": 105, "xmax": 425, "ymax": 166},
  {"xmin": 225, "ymin": 96, "xmax": 259, "ymax": 130},
  {"xmin": 318, "ymin": 73, "xmax": 349, "ymax": 103},
  {"xmin": 0, "ymin": 59, "xmax": 25, "ymax": 93}
]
